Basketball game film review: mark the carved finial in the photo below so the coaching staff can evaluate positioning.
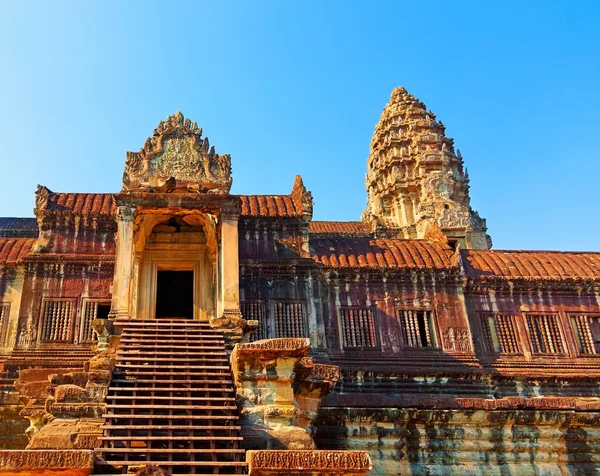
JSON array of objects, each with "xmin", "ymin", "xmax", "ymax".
[
  {"xmin": 173, "ymin": 110, "xmax": 184, "ymax": 125},
  {"xmin": 291, "ymin": 175, "xmax": 313, "ymax": 219},
  {"xmin": 34, "ymin": 185, "xmax": 51, "ymax": 212}
]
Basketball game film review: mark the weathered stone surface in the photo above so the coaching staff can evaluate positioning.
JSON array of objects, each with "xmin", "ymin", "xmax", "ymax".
[
  {"xmin": 232, "ymin": 338, "xmax": 340, "ymax": 452},
  {"xmin": 0, "ymin": 450, "xmax": 93, "ymax": 471},
  {"xmin": 246, "ymin": 450, "xmax": 371, "ymax": 475},
  {"xmin": 27, "ymin": 419, "xmax": 103, "ymax": 450},
  {"xmin": 315, "ymin": 407, "xmax": 600, "ymax": 475},
  {"xmin": 54, "ymin": 386, "xmax": 88, "ymax": 404}
]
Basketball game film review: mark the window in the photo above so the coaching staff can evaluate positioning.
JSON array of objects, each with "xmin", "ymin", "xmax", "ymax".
[
  {"xmin": 241, "ymin": 301, "xmax": 268, "ymax": 342},
  {"xmin": 570, "ymin": 314, "xmax": 600, "ymax": 355},
  {"xmin": 241, "ymin": 300, "xmax": 306, "ymax": 341},
  {"xmin": 398, "ymin": 309, "xmax": 436, "ymax": 348},
  {"xmin": 40, "ymin": 299, "xmax": 74, "ymax": 343},
  {"xmin": 80, "ymin": 300, "xmax": 111, "ymax": 343},
  {"xmin": 340, "ymin": 308, "xmax": 377, "ymax": 349},
  {"xmin": 525, "ymin": 314, "xmax": 565, "ymax": 354},
  {"xmin": 273, "ymin": 302, "xmax": 306, "ymax": 338},
  {"xmin": 481, "ymin": 314, "xmax": 520, "ymax": 354}
]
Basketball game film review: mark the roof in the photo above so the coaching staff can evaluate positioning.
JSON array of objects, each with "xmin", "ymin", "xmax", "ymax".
[
  {"xmin": 45, "ymin": 192, "xmax": 116, "ymax": 215},
  {"xmin": 36, "ymin": 192, "xmax": 305, "ymax": 219},
  {"xmin": 0, "ymin": 238, "xmax": 35, "ymax": 265},
  {"xmin": 0, "ymin": 218, "xmax": 38, "ymax": 238},
  {"xmin": 310, "ymin": 238, "xmax": 455, "ymax": 269},
  {"xmin": 462, "ymin": 249, "xmax": 600, "ymax": 281},
  {"xmin": 309, "ymin": 221, "xmax": 370, "ymax": 236},
  {"xmin": 237, "ymin": 195, "xmax": 302, "ymax": 218}
]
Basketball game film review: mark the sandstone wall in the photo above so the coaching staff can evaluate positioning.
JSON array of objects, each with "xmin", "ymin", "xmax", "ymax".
[{"xmin": 316, "ymin": 407, "xmax": 600, "ymax": 475}]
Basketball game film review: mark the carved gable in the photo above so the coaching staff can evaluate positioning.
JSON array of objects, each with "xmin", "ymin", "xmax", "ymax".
[{"xmin": 123, "ymin": 111, "xmax": 232, "ymax": 193}]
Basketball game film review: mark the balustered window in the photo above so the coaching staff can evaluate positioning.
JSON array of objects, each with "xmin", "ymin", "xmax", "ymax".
[
  {"xmin": 0, "ymin": 303, "xmax": 9, "ymax": 346},
  {"xmin": 241, "ymin": 301, "xmax": 268, "ymax": 341},
  {"xmin": 481, "ymin": 314, "xmax": 520, "ymax": 354},
  {"xmin": 398, "ymin": 309, "xmax": 436, "ymax": 348},
  {"xmin": 40, "ymin": 299, "xmax": 74, "ymax": 343},
  {"xmin": 570, "ymin": 314, "xmax": 600, "ymax": 355},
  {"xmin": 340, "ymin": 308, "xmax": 377, "ymax": 349},
  {"xmin": 80, "ymin": 300, "xmax": 111, "ymax": 343},
  {"xmin": 273, "ymin": 301, "xmax": 306, "ymax": 338},
  {"xmin": 525, "ymin": 314, "xmax": 565, "ymax": 354}
]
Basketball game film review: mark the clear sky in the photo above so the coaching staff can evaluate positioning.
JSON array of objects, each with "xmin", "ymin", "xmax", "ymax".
[{"xmin": 0, "ymin": 1, "xmax": 598, "ymax": 251}]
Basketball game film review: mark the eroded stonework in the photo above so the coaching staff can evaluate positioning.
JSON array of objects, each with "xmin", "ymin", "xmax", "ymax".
[
  {"xmin": 123, "ymin": 111, "xmax": 232, "ymax": 193},
  {"xmin": 363, "ymin": 87, "xmax": 490, "ymax": 248}
]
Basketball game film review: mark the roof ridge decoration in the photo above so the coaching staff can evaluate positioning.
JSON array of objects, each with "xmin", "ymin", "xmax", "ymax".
[
  {"xmin": 290, "ymin": 175, "xmax": 313, "ymax": 220},
  {"xmin": 122, "ymin": 111, "xmax": 232, "ymax": 193}
]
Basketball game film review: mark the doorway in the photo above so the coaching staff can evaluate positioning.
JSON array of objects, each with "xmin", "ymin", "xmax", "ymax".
[{"xmin": 155, "ymin": 270, "xmax": 194, "ymax": 319}]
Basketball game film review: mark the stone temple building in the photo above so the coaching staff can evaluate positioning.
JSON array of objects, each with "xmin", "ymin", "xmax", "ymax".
[{"xmin": 0, "ymin": 87, "xmax": 599, "ymax": 475}]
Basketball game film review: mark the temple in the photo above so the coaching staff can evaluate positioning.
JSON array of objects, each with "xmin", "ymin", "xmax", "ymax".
[{"xmin": 0, "ymin": 88, "xmax": 599, "ymax": 475}]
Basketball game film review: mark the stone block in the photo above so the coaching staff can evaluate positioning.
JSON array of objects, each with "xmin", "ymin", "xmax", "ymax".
[
  {"xmin": 54, "ymin": 386, "xmax": 88, "ymax": 404},
  {"xmin": 246, "ymin": 450, "xmax": 371, "ymax": 475},
  {"xmin": 0, "ymin": 449, "xmax": 94, "ymax": 471},
  {"xmin": 88, "ymin": 357, "xmax": 114, "ymax": 372}
]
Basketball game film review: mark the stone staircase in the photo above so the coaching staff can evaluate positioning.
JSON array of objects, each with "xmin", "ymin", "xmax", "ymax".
[{"xmin": 95, "ymin": 319, "xmax": 246, "ymax": 475}]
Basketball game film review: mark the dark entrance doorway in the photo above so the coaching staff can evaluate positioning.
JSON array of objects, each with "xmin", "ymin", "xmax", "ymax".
[{"xmin": 156, "ymin": 270, "xmax": 194, "ymax": 319}]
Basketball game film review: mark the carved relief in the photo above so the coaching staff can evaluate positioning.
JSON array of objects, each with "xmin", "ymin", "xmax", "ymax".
[
  {"xmin": 18, "ymin": 322, "xmax": 37, "ymax": 347},
  {"xmin": 248, "ymin": 450, "xmax": 371, "ymax": 471},
  {"xmin": 442, "ymin": 327, "xmax": 472, "ymax": 352},
  {"xmin": 122, "ymin": 111, "xmax": 232, "ymax": 193}
]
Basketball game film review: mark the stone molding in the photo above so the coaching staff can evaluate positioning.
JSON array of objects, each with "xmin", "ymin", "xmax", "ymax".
[
  {"xmin": 246, "ymin": 450, "xmax": 371, "ymax": 475},
  {"xmin": 0, "ymin": 450, "xmax": 94, "ymax": 471}
]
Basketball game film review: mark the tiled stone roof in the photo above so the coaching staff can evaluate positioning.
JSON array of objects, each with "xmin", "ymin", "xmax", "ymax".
[
  {"xmin": 237, "ymin": 195, "xmax": 301, "ymax": 218},
  {"xmin": 462, "ymin": 249, "xmax": 600, "ymax": 280},
  {"xmin": 0, "ymin": 218, "xmax": 38, "ymax": 238},
  {"xmin": 309, "ymin": 221, "xmax": 370, "ymax": 236},
  {"xmin": 310, "ymin": 238, "xmax": 455, "ymax": 269},
  {"xmin": 45, "ymin": 192, "xmax": 116, "ymax": 215},
  {"xmin": 0, "ymin": 238, "xmax": 36, "ymax": 264}
]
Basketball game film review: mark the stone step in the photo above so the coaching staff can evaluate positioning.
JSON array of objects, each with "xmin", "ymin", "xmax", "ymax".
[
  {"xmin": 118, "ymin": 350, "xmax": 227, "ymax": 356},
  {"xmin": 96, "ymin": 460, "xmax": 247, "ymax": 468},
  {"xmin": 111, "ymin": 379, "xmax": 234, "ymax": 387},
  {"xmin": 114, "ymin": 319, "xmax": 215, "ymax": 327},
  {"xmin": 103, "ymin": 414, "xmax": 238, "ymax": 420},
  {"xmin": 119, "ymin": 327, "xmax": 223, "ymax": 334},
  {"xmin": 100, "ymin": 424, "xmax": 241, "ymax": 431},
  {"xmin": 107, "ymin": 395, "xmax": 235, "ymax": 402},
  {"xmin": 106, "ymin": 404, "xmax": 237, "ymax": 411},
  {"xmin": 116, "ymin": 356, "xmax": 229, "ymax": 363},
  {"xmin": 120, "ymin": 338, "xmax": 225, "ymax": 345},
  {"xmin": 108, "ymin": 386, "xmax": 234, "ymax": 393},
  {"xmin": 97, "ymin": 448, "xmax": 245, "ymax": 454},
  {"xmin": 115, "ymin": 363, "xmax": 230, "ymax": 370},
  {"xmin": 99, "ymin": 435, "xmax": 243, "ymax": 441}
]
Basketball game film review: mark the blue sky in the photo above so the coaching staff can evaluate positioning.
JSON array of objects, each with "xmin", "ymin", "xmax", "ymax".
[{"xmin": 0, "ymin": 1, "xmax": 598, "ymax": 251}]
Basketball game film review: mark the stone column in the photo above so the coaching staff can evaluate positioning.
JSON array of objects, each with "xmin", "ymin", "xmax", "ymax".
[
  {"xmin": 109, "ymin": 205, "xmax": 136, "ymax": 320},
  {"xmin": 220, "ymin": 212, "xmax": 241, "ymax": 318}
]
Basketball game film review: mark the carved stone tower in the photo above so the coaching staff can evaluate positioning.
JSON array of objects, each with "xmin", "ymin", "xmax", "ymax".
[{"xmin": 363, "ymin": 87, "xmax": 490, "ymax": 249}]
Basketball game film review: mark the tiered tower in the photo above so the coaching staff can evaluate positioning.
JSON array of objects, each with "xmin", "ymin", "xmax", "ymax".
[{"xmin": 363, "ymin": 87, "xmax": 490, "ymax": 249}]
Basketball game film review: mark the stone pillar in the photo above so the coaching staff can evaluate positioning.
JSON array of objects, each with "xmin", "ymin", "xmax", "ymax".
[
  {"xmin": 211, "ymin": 210, "xmax": 255, "ymax": 344},
  {"xmin": 220, "ymin": 212, "xmax": 241, "ymax": 316},
  {"xmin": 109, "ymin": 205, "xmax": 135, "ymax": 320}
]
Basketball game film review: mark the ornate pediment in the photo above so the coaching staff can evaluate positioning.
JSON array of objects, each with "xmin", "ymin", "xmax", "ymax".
[{"xmin": 123, "ymin": 111, "xmax": 232, "ymax": 193}]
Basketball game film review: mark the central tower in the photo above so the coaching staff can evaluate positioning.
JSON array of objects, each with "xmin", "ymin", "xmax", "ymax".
[{"xmin": 363, "ymin": 87, "xmax": 490, "ymax": 249}]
